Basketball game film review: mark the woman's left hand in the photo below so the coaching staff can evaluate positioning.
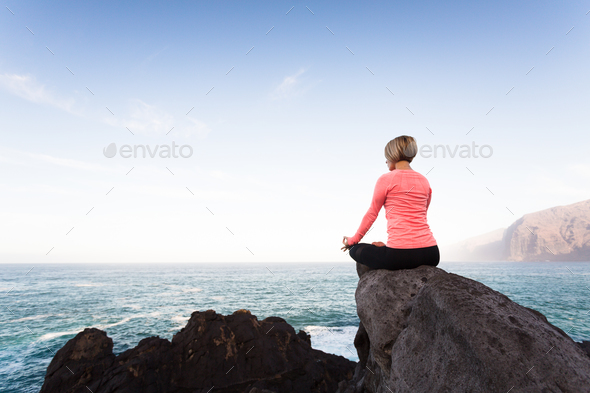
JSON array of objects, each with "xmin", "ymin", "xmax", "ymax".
[{"xmin": 341, "ymin": 236, "xmax": 351, "ymax": 252}]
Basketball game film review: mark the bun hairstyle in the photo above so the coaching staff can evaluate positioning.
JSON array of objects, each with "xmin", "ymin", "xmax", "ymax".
[{"xmin": 384, "ymin": 135, "xmax": 418, "ymax": 163}]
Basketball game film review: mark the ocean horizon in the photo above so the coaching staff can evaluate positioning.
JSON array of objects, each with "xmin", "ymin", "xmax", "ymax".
[{"xmin": 1, "ymin": 261, "xmax": 589, "ymax": 392}]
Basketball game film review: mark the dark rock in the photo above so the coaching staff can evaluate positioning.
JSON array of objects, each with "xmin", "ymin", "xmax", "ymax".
[
  {"xmin": 40, "ymin": 309, "xmax": 355, "ymax": 393},
  {"xmin": 41, "ymin": 328, "xmax": 116, "ymax": 393},
  {"xmin": 337, "ymin": 265, "xmax": 590, "ymax": 392},
  {"xmin": 247, "ymin": 388, "xmax": 276, "ymax": 393},
  {"xmin": 355, "ymin": 262, "xmax": 374, "ymax": 279},
  {"xmin": 578, "ymin": 340, "xmax": 590, "ymax": 359},
  {"xmin": 297, "ymin": 329, "xmax": 312, "ymax": 346}
]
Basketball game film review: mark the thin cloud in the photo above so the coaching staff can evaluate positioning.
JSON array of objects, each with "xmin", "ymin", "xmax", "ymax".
[
  {"xmin": 271, "ymin": 68, "xmax": 309, "ymax": 100},
  {"xmin": 184, "ymin": 117, "xmax": 211, "ymax": 138},
  {"xmin": 105, "ymin": 99, "xmax": 211, "ymax": 138},
  {"xmin": 0, "ymin": 147, "xmax": 120, "ymax": 173},
  {"xmin": 0, "ymin": 73, "xmax": 76, "ymax": 112},
  {"xmin": 140, "ymin": 46, "xmax": 169, "ymax": 67},
  {"xmin": 0, "ymin": 74, "xmax": 210, "ymax": 138},
  {"xmin": 104, "ymin": 99, "xmax": 174, "ymax": 135}
]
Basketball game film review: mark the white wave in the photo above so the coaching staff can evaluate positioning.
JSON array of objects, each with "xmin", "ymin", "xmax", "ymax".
[
  {"xmin": 303, "ymin": 325, "xmax": 359, "ymax": 361},
  {"xmin": 1, "ymin": 314, "xmax": 61, "ymax": 324},
  {"xmin": 122, "ymin": 304, "xmax": 142, "ymax": 310},
  {"xmin": 74, "ymin": 283, "xmax": 105, "ymax": 287},
  {"xmin": 211, "ymin": 296, "xmax": 225, "ymax": 301},
  {"xmin": 38, "ymin": 330, "xmax": 80, "ymax": 341},
  {"xmin": 15, "ymin": 314, "xmax": 49, "ymax": 322},
  {"xmin": 181, "ymin": 288, "xmax": 203, "ymax": 293},
  {"xmin": 171, "ymin": 315, "xmax": 190, "ymax": 323},
  {"xmin": 38, "ymin": 317, "xmax": 135, "ymax": 341},
  {"xmin": 96, "ymin": 317, "xmax": 132, "ymax": 329},
  {"xmin": 157, "ymin": 292, "xmax": 174, "ymax": 297}
]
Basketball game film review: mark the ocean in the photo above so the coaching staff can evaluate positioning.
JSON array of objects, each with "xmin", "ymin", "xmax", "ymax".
[{"xmin": 1, "ymin": 261, "xmax": 589, "ymax": 392}]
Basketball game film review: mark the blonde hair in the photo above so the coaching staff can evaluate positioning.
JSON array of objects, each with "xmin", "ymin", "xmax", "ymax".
[{"xmin": 384, "ymin": 135, "xmax": 417, "ymax": 163}]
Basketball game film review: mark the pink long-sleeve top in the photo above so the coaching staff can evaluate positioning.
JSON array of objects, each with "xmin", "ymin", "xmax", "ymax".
[{"xmin": 347, "ymin": 169, "xmax": 437, "ymax": 249}]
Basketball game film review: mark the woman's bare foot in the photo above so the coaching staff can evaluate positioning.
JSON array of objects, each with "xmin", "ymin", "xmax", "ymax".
[{"xmin": 372, "ymin": 241, "xmax": 385, "ymax": 247}]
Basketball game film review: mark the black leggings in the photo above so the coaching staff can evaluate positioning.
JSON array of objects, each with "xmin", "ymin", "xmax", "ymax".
[{"xmin": 349, "ymin": 243, "xmax": 440, "ymax": 270}]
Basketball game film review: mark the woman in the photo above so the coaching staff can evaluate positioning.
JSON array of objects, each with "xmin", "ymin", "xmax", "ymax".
[{"xmin": 341, "ymin": 135, "xmax": 440, "ymax": 270}]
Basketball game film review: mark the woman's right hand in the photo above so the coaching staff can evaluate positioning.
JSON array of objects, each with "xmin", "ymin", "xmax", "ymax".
[{"xmin": 341, "ymin": 236, "xmax": 351, "ymax": 252}]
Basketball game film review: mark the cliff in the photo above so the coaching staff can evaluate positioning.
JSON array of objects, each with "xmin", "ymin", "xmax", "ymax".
[
  {"xmin": 501, "ymin": 199, "xmax": 590, "ymax": 261},
  {"xmin": 336, "ymin": 264, "xmax": 590, "ymax": 392},
  {"xmin": 442, "ymin": 199, "xmax": 590, "ymax": 261}
]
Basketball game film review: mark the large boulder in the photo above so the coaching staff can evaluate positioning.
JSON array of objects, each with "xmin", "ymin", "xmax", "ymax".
[
  {"xmin": 40, "ymin": 309, "xmax": 355, "ymax": 393},
  {"xmin": 337, "ymin": 265, "xmax": 590, "ymax": 393},
  {"xmin": 40, "ymin": 328, "xmax": 116, "ymax": 393}
]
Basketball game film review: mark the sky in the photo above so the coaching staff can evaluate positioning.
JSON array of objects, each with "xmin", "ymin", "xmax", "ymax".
[{"xmin": 1, "ymin": 0, "xmax": 589, "ymax": 263}]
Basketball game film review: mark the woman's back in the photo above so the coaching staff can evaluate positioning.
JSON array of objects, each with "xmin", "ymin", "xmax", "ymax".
[{"xmin": 382, "ymin": 170, "xmax": 436, "ymax": 248}]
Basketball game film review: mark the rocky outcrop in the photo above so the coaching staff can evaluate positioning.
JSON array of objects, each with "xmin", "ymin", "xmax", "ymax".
[
  {"xmin": 39, "ymin": 309, "xmax": 355, "ymax": 393},
  {"xmin": 337, "ymin": 264, "xmax": 590, "ymax": 393}
]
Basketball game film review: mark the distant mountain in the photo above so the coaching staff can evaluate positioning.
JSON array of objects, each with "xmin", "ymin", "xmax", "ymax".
[
  {"xmin": 502, "ymin": 199, "xmax": 590, "ymax": 261},
  {"xmin": 442, "ymin": 199, "xmax": 590, "ymax": 262}
]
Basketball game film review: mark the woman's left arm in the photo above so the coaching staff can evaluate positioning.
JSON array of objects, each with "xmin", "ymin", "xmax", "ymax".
[{"xmin": 346, "ymin": 174, "xmax": 391, "ymax": 246}]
